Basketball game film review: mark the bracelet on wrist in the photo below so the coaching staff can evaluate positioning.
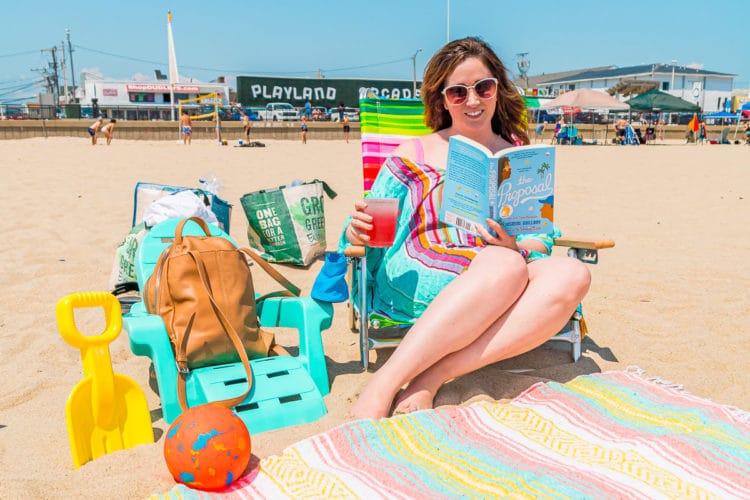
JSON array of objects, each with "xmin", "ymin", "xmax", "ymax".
[{"xmin": 519, "ymin": 249, "xmax": 530, "ymax": 259}]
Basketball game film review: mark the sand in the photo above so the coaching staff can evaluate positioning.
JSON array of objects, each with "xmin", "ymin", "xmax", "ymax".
[{"xmin": 1, "ymin": 137, "xmax": 748, "ymax": 499}]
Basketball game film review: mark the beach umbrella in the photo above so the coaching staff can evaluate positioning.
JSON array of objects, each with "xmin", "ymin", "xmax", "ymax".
[
  {"xmin": 540, "ymin": 89, "xmax": 628, "ymax": 144},
  {"xmin": 703, "ymin": 111, "xmax": 738, "ymax": 125},
  {"xmin": 625, "ymin": 89, "xmax": 700, "ymax": 113}
]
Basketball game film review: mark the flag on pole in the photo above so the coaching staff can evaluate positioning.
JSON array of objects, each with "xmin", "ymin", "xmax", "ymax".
[
  {"xmin": 167, "ymin": 11, "xmax": 179, "ymax": 85},
  {"xmin": 688, "ymin": 113, "xmax": 699, "ymax": 132},
  {"xmin": 167, "ymin": 11, "xmax": 179, "ymax": 123}
]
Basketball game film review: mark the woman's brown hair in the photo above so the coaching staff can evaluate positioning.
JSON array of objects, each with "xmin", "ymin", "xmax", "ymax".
[{"xmin": 422, "ymin": 37, "xmax": 529, "ymax": 145}]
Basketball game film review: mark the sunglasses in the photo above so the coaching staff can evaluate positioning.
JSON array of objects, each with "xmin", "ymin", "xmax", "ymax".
[{"xmin": 441, "ymin": 78, "xmax": 498, "ymax": 105}]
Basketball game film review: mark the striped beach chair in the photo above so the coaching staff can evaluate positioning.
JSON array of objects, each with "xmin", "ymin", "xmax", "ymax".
[{"xmin": 359, "ymin": 97, "xmax": 431, "ymax": 192}]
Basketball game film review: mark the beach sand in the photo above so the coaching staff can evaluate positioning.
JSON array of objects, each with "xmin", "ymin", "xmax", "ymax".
[{"xmin": 1, "ymin": 137, "xmax": 748, "ymax": 498}]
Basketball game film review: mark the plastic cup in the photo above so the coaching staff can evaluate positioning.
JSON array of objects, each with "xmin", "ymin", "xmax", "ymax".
[{"xmin": 363, "ymin": 198, "xmax": 398, "ymax": 247}]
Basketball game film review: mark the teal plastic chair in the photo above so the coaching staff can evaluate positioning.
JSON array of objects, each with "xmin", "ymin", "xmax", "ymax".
[{"xmin": 122, "ymin": 218, "xmax": 333, "ymax": 434}]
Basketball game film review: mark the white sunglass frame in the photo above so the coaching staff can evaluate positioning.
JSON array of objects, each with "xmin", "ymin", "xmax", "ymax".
[{"xmin": 441, "ymin": 77, "xmax": 499, "ymax": 104}]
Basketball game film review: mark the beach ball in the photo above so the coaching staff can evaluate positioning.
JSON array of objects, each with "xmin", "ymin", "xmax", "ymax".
[{"xmin": 163, "ymin": 404, "xmax": 251, "ymax": 491}]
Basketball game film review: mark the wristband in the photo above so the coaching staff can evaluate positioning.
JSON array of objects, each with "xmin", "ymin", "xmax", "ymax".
[{"xmin": 519, "ymin": 249, "xmax": 530, "ymax": 260}]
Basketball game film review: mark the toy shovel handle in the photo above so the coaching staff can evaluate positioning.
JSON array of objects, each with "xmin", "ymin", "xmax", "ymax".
[{"xmin": 56, "ymin": 292, "xmax": 122, "ymax": 349}]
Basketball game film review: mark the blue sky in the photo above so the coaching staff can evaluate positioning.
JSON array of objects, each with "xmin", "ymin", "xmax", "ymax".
[{"xmin": 1, "ymin": 0, "xmax": 747, "ymax": 103}]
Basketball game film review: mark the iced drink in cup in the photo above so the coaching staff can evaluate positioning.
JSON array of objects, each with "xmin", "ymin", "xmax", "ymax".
[{"xmin": 364, "ymin": 198, "xmax": 399, "ymax": 247}]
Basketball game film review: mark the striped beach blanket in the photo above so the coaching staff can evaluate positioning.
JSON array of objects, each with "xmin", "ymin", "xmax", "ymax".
[
  {"xmin": 359, "ymin": 97, "xmax": 431, "ymax": 192},
  {"xmin": 154, "ymin": 369, "xmax": 750, "ymax": 499}
]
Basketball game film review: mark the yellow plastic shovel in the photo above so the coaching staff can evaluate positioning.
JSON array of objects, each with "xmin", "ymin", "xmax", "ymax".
[{"xmin": 56, "ymin": 292, "xmax": 154, "ymax": 468}]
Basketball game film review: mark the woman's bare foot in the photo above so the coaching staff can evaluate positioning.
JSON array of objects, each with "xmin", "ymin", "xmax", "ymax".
[
  {"xmin": 351, "ymin": 377, "xmax": 399, "ymax": 420},
  {"xmin": 391, "ymin": 385, "xmax": 436, "ymax": 415}
]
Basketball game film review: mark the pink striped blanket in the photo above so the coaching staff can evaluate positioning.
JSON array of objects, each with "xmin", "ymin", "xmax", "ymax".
[{"xmin": 153, "ymin": 369, "xmax": 750, "ymax": 499}]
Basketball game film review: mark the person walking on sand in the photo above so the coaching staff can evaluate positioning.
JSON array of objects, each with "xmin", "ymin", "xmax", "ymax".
[
  {"xmin": 100, "ymin": 119, "xmax": 116, "ymax": 145},
  {"xmin": 180, "ymin": 111, "xmax": 192, "ymax": 145},
  {"xmin": 344, "ymin": 37, "xmax": 591, "ymax": 419},
  {"xmin": 301, "ymin": 116, "xmax": 308, "ymax": 144},
  {"xmin": 87, "ymin": 116, "xmax": 103, "ymax": 145},
  {"xmin": 342, "ymin": 114, "xmax": 350, "ymax": 143}
]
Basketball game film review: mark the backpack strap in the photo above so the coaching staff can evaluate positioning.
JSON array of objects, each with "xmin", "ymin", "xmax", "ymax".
[
  {"xmin": 175, "ymin": 250, "xmax": 256, "ymax": 411},
  {"xmin": 241, "ymin": 248, "xmax": 301, "ymax": 296}
]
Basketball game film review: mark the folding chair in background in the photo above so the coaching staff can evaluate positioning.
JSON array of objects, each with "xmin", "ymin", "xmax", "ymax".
[{"xmin": 345, "ymin": 97, "xmax": 615, "ymax": 370}]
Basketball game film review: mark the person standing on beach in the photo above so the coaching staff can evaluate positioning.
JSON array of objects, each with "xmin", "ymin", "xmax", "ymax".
[
  {"xmin": 87, "ymin": 117, "xmax": 103, "ymax": 145},
  {"xmin": 242, "ymin": 111, "xmax": 252, "ymax": 143},
  {"xmin": 657, "ymin": 116, "xmax": 666, "ymax": 141},
  {"xmin": 214, "ymin": 112, "xmax": 223, "ymax": 144},
  {"xmin": 180, "ymin": 111, "xmax": 192, "ymax": 145},
  {"xmin": 342, "ymin": 114, "xmax": 350, "ymax": 143},
  {"xmin": 100, "ymin": 119, "xmax": 116, "ymax": 145},
  {"xmin": 300, "ymin": 116, "xmax": 308, "ymax": 144},
  {"xmin": 344, "ymin": 36, "xmax": 590, "ymax": 419}
]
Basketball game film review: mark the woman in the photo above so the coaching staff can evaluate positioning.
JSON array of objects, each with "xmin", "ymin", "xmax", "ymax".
[
  {"xmin": 100, "ymin": 119, "xmax": 116, "ymax": 145},
  {"xmin": 342, "ymin": 37, "xmax": 591, "ymax": 419}
]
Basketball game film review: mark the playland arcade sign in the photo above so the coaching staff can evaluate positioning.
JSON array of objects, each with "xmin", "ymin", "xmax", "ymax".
[{"xmin": 236, "ymin": 76, "xmax": 420, "ymax": 107}]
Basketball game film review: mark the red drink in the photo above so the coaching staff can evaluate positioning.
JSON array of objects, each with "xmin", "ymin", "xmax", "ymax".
[{"xmin": 364, "ymin": 198, "xmax": 398, "ymax": 247}]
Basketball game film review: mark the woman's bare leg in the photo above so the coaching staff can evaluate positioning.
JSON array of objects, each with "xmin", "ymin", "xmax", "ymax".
[
  {"xmin": 351, "ymin": 247, "xmax": 528, "ymax": 419},
  {"xmin": 393, "ymin": 256, "xmax": 591, "ymax": 413}
]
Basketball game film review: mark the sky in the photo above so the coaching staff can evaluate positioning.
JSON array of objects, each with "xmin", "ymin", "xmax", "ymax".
[{"xmin": 1, "ymin": 0, "xmax": 747, "ymax": 104}]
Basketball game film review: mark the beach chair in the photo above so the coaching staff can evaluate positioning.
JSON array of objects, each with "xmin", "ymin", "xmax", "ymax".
[
  {"xmin": 122, "ymin": 218, "xmax": 333, "ymax": 434},
  {"xmin": 345, "ymin": 97, "xmax": 614, "ymax": 370},
  {"xmin": 623, "ymin": 125, "xmax": 640, "ymax": 145}
]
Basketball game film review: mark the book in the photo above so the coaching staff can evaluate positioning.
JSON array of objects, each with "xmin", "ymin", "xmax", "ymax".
[{"xmin": 439, "ymin": 135, "xmax": 555, "ymax": 236}]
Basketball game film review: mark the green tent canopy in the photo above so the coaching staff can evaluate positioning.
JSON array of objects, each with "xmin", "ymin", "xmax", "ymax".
[{"xmin": 625, "ymin": 89, "xmax": 700, "ymax": 112}]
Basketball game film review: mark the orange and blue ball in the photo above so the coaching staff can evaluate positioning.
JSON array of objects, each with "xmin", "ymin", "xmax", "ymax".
[{"xmin": 163, "ymin": 404, "xmax": 251, "ymax": 491}]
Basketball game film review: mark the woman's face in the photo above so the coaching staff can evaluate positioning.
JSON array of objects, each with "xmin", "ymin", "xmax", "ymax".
[{"xmin": 442, "ymin": 57, "xmax": 497, "ymax": 135}]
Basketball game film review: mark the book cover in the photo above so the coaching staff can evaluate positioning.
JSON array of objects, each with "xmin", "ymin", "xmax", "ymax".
[{"xmin": 440, "ymin": 135, "xmax": 555, "ymax": 236}]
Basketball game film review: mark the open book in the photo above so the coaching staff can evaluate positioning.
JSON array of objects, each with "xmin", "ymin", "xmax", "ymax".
[{"xmin": 439, "ymin": 135, "xmax": 555, "ymax": 236}]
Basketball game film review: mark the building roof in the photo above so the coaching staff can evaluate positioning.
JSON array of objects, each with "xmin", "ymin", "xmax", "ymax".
[
  {"xmin": 541, "ymin": 63, "xmax": 735, "ymax": 84},
  {"xmin": 512, "ymin": 66, "xmax": 615, "ymax": 88}
]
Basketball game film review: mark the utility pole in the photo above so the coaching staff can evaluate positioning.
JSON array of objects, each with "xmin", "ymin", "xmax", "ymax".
[
  {"xmin": 516, "ymin": 52, "xmax": 530, "ymax": 90},
  {"xmin": 66, "ymin": 29, "xmax": 76, "ymax": 102},
  {"xmin": 411, "ymin": 48, "xmax": 423, "ymax": 96},
  {"xmin": 41, "ymin": 47, "xmax": 60, "ymax": 108},
  {"xmin": 446, "ymin": 0, "xmax": 450, "ymax": 43},
  {"xmin": 60, "ymin": 41, "xmax": 68, "ymax": 104}
]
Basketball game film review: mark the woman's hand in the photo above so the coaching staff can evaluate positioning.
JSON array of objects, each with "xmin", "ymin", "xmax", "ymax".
[
  {"xmin": 346, "ymin": 200, "xmax": 373, "ymax": 245},
  {"xmin": 476, "ymin": 219, "xmax": 518, "ymax": 250}
]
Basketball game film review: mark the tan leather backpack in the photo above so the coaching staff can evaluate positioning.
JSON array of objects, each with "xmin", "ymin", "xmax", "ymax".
[{"xmin": 143, "ymin": 217, "xmax": 299, "ymax": 409}]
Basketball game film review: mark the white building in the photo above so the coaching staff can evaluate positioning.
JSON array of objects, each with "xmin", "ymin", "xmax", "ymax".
[
  {"xmin": 527, "ymin": 63, "xmax": 735, "ymax": 113},
  {"xmin": 78, "ymin": 75, "xmax": 230, "ymax": 120}
]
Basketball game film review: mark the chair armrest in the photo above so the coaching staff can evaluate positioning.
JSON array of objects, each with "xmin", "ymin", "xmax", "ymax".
[
  {"xmin": 554, "ymin": 237, "xmax": 615, "ymax": 264},
  {"xmin": 257, "ymin": 296, "xmax": 333, "ymax": 396},
  {"xmin": 343, "ymin": 246, "xmax": 366, "ymax": 258},
  {"xmin": 554, "ymin": 238, "xmax": 615, "ymax": 250}
]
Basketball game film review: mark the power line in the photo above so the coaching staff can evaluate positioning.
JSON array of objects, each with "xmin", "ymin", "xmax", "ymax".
[
  {"xmin": 0, "ymin": 49, "xmax": 40, "ymax": 59},
  {"xmin": 73, "ymin": 44, "xmax": 413, "ymax": 77}
]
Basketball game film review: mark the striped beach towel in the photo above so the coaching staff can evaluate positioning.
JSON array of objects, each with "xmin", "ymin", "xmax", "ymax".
[
  {"xmin": 359, "ymin": 97, "xmax": 431, "ymax": 192},
  {"xmin": 154, "ymin": 369, "xmax": 750, "ymax": 499}
]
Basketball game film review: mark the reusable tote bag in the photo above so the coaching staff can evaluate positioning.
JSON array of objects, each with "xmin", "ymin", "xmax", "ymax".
[{"xmin": 241, "ymin": 180, "xmax": 337, "ymax": 266}]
